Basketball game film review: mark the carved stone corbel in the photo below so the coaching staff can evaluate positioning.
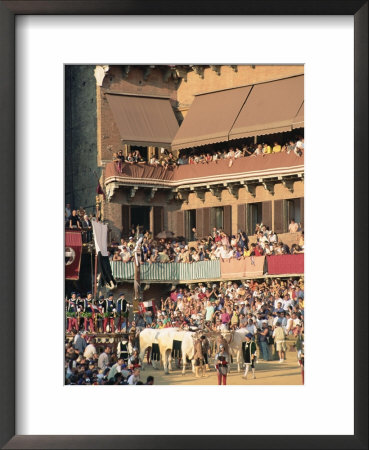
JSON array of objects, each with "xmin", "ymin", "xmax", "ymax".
[
  {"xmin": 178, "ymin": 190, "xmax": 190, "ymax": 203},
  {"xmin": 279, "ymin": 177, "xmax": 294, "ymax": 193},
  {"xmin": 146, "ymin": 187, "xmax": 157, "ymax": 202},
  {"xmin": 128, "ymin": 186, "xmax": 138, "ymax": 201},
  {"xmin": 143, "ymin": 65, "xmax": 155, "ymax": 81},
  {"xmin": 260, "ymin": 179, "xmax": 275, "ymax": 195},
  {"xmin": 194, "ymin": 188, "xmax": 206, "ymax": 202},
  {"xmin": 208, "ymin": 185, "xmax": 222, "ymax": 201},
  {"xmin": 122, "ymin": 65, "xmax": 131, "ymax": 78},
  {"xmin": 242, "ymin": 182, "xmax": 256, "ymax": 197},
  {"xmin": 106, "ymin": 182, "xmax": 118, "ymax": 202},
  {"xmin": 167, "ymin": 190, "xmax": 175, "ymax": 202},
  {"xmin": 94, "ymin": 65, "xmax": 109, "ymax": 86},
  {"xmin": 224, "ymin": 182, "xmax": 239, "ymax": 199},
  {"xmin": 175, "ymin": 67, "xmax": 188, "ymax": 82},
  {"xmin": 191, "ymin": 65, "xmax": 205, "ymax": 79},
  {"xmin": 209, "ymin": 65, "xmax": 221, "ymax": 76}
]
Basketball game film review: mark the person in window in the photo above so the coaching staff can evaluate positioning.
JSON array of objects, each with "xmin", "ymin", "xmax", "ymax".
[
  {"xmin": 288, "ymin": 218, "xmax": 299, "ymax": 233},
  {"xmin": 126, "ymin": 152, "xmax": 134, "ymax": 164}
]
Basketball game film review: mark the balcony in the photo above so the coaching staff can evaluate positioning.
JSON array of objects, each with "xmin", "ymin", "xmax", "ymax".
[
  {"xmin": 104, "ymin": 152, "xmax": 304, "ymax": 201},
  {"xmin": 110, "ymin": 254, "xmax": 304, "ymax": 284}
]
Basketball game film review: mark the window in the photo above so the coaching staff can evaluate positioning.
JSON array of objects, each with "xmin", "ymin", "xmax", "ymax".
[
  {"xmin": 185, "ymin": 209, "xmax": 196, "ymax": 240},
  {"xmin": 211, "ymin": 207, "xmax": 224, "ymax": 230},
  {"xmin": 247, "ymin": 203, "xmax": 262, "ymax": 235}
]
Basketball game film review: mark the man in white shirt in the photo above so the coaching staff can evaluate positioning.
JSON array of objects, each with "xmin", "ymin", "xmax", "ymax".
[
  {"xmin": 83, "ymin": 339, "xmax": 97, "ymax": 360},
  {"xmin": 127, "ymin": 368, "xmax": 141, "ymax": 385}
]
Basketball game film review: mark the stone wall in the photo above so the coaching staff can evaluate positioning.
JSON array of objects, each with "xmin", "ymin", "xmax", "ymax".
[{"xmin": 65, "ymin": 65, "xmax": 99, "ymax": 214}]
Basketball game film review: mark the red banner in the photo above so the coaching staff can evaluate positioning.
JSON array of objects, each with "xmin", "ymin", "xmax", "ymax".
[
  {"xmin": 65, "ymin": 230, "xmax": 82, "ymax": 280},
  {"xmin": 266, "ymin": 254, "xmax": 304, "ymax": 275}
]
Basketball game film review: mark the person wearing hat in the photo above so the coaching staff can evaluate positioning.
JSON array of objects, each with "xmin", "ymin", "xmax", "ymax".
[
  {"xmin": 96, "ymin": 295, "xmax": 105, "ymax": 332},
  {"xmin": 75, "ymin": 293, "xmax": 85, "ymax": 331},
  {"xmin": 242, "ymin": 333, "xmax": 257, "ymax": 379},
  {"xmin": 103, "ymin": 293, "xmax": 116, "ymax": 333},
  {"xmin": 83, "ymin": 291, "xmax": 95, "ymax": 332},
  {"xmin": 66, "ymin": 292, "xmax": 78, "ymax": 332},
  {"xmin": 214, "ymin": 344, "xmax": 229, "ymax": 385},
  {"xmin": 116, "ymin": 293, "xmax": 127, "ymax": 331}
]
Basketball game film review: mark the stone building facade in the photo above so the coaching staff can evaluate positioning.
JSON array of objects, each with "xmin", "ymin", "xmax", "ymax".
[
  {"xmin": 66, "ymin": 64, "xmax": 304, "ymax": 245},
  {"xmin": 92, "ymin": 64, "xmax": 304, "ymax": 244}
]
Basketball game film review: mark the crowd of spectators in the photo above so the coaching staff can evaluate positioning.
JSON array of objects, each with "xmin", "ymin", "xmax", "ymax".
[
  {"xmin": 65, "ymin": 332, "xmax": 155, "ymax": 385},
  {"xmin": 65, "ymin": 276, "xmax": 304, "ymax": 382},
  {"xmin": 110, "ymin": 222, "xmax": 304, "ymax": 264},
  {"xmin": 111, "ymin": 137, "xmax": 304, "ymax": 172}
]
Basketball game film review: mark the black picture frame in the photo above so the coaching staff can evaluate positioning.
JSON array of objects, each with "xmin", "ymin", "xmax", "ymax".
[{"xmin": 0, "ymin": 1, "xmax": 367, "ymax": 449}]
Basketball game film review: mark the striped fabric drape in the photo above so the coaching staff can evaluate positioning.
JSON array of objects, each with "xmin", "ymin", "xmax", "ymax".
[{"xmin": 110, "ymin": 260, "xmax": 221, "ymax": 282}]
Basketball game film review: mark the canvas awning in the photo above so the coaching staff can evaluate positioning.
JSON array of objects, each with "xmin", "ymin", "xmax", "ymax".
[
  {"xmin": 171, "ymin": 86, "xmax": 252, "ymax": 150},
  {"xmin": 293, "ymin": 101, "xmax": 304, "ymax": 129},
  {"xmin": 229, "ymin": 75, "xmax": 304, "ymax": 140},
  {"xmin": 107, "ymin": 93, "xmax": 179, "ymax": 148}
]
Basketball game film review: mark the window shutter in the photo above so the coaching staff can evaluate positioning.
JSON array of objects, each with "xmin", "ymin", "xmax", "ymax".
[
  {"xmin": 203, "ymin": 208, "xmax": 211, "ymax": 238},
  {"xmin": 176, "ymin": 210, "xmax": 185, "ymax": 238},
  {"xmin": 300, "ymin": 197, "xmax": 304, "ymax": 229},
  {"xmin": 121, "ymin": 205, "xmax": 130, "ymax": 238},
  {"xmin": 153, "ymin": 206, "xmax": 164, "ymax": 237},
  {"xmin": 237, "ymin": 204, "xmax": 246, "ymax": 233},
  {"xmin": 196, "ymin": 209, "xmax": 203, "ymax": 238},
  {"xmin": 274, "ymin": 200, "xmax": 285, "ymax": 233},
  {"xmin": 262, "ymin": 201, "xmax": 272, "ymax": 229},
  {"xmin": 223, "ymin": 205, "xmax": 232, "ymax": 236}
]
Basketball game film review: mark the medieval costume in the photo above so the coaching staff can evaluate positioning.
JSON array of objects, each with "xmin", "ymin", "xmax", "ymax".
[
  {"xmin": 193, "ymin": 339, "xmax": 205, "ymax": 377},
  {"xmin": 243, "ymin": 333, "xmax": 257, "ymax": 379},
  {"xmin": 214, "ymin": 345, "xmax": 229, "ymax": 385}
]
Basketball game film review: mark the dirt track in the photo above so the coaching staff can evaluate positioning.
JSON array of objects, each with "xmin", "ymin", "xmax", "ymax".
[{"xmin": 139, "ymin": 353, "xmax": 303, "ymax": 385}]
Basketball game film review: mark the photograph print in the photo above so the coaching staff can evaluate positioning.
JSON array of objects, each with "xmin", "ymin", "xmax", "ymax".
[{"xmin": 65, "ymin": 64, "xmax": 305, "ymax": 386}]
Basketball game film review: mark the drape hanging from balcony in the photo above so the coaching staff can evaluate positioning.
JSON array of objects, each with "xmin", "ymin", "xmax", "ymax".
[
  {"xmin": 107, "ymin": 93, "xmax": 179, "ymax": 148},
  {"xmin": 228, "ymin": 75, "xmax": 304, "ymax": 140}
]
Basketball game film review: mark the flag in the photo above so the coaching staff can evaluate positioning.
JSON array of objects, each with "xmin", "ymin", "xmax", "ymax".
[
  {"xmin": 65, "ymin": 230, "xmax": 82, "ymax": 280},
  {"xmin": 96, "ymin": 180, "xmax": 105, "ymax": 199}
]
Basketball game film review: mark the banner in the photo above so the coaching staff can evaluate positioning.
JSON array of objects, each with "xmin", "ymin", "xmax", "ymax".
[
  {"xmin": 65, "ymin": 230, "xmax": 82, "ymax": 280},
  {"xmin": 220, "ymin": 256, "xmax": 266, "ymax": 279},
  {"xmin": 266, "ymin": 254, "xmax": 304, "ymax": 275}
]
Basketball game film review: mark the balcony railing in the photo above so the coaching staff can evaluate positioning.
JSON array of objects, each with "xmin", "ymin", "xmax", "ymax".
[{"xmin": 110, "ymin": 254, "xmax": 304, "ymax": 283}]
